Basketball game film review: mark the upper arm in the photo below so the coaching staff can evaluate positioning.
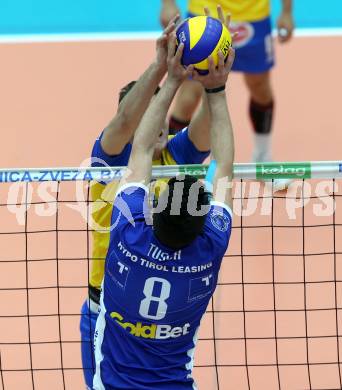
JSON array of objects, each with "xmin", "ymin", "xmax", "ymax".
[
  {"xmin": 91, "ymin": 132, "xmax": 131, "ymax": 167},
  {"xmin": 120, "ymin": 142, "xmax": 154, "ymax": 186},
  {"xmin": 205, "ymin": 160, "xmax": 233, "ymax": 209},
  {"xmin": 212, "ymin": 167, "xmax": 233, "ymax": 209},
  {"xmin": 100, "ymin": 113, "xmax": 132, "ymax": 156},
  {"xmin": 167, "ymin": 129, "xmax": 210, "ymax": 164}
]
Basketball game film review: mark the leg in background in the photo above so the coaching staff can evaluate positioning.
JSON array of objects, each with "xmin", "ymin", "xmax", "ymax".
[
  {"xmin": 245, "ymin": 70, "xmax": 292, "ymax": 191},
  {"xmin": 244, "ymin": 71, "xmax": 274, "ymax": 162},
  {"xmin": 80, "ymin": 300, "xmax": 99, "ymax": 390}
]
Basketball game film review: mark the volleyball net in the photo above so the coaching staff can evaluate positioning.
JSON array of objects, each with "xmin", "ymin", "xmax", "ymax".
[{"xmin": 1, "ymin": 161, "xmax": 342, "ymax": 390}]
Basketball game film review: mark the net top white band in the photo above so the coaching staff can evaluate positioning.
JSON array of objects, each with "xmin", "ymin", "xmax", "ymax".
[{"xmin": 1, "ymin": 161, "xmax": 342, "ymax": 183}]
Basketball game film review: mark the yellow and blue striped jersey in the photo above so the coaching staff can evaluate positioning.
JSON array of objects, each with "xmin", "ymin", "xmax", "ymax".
[{"xmin": 188, "ymin": 0, "xmax": 270, "ymax": 22}]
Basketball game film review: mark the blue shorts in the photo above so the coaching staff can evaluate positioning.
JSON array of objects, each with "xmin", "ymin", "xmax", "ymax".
[
  {"xmin": 187, "ymin": 14, "xmax": 275, "ymax": 74},
  {"xmin": 80, "ymin": 300, "xmax": 99, "ymax": 390}
]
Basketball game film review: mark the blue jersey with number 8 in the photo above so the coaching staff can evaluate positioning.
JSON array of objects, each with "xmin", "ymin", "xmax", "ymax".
[{"xmin": 93, "ymin": 183, "xmax": 232, "ymax": 390}]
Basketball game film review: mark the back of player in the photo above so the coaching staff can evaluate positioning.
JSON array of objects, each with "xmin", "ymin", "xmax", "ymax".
[
  {"xmin": 80, "ymin": 21, "xmax": 211, "ymax": 388},
  {"xmin": 93, "ymin": 181, "xmax": 232, "ymax": 389},
  {"xmin": 94, "ymin": 32, "xmax": 235, "ymax": 389}
]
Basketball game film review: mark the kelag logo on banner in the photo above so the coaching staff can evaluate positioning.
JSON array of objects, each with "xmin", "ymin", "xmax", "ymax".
[{"xmin": 256, "ymin": 163, "xmax": 312, "ymax": 179}]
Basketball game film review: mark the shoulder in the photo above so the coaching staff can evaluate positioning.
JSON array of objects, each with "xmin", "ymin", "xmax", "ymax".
[
  {"xmin": 91, "ymin": 131, "xmax": 132, "ymax": 167},
  {"xmin": 111, "ymin": 182, "xmax": 150, "ymax": 230},
  {"xmin": 110, "ymin": 184, "xmax": 152, "ymax": 252},
  {"xmin": 114, "ymin": 182, "xmax": 149, "ymax": 217},
  {"xmin": 202, "ymin": 201, "xmax": 233, "ymax": 254}
]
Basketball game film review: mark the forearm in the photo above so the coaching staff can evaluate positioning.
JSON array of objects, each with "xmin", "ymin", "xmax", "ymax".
[
  {"xmin": 208, "ymin": 91, "xmax": 234, "ymax": 175},
  {"xmin": 188, "ymin": 92, "xmax": 211, "ymax": 152},
  {"xmin": 281, "ymin": 0, "xmax": 292, "ymax": 13},
  {"xmin": 133, "ymin": 78, "xmax": 180, "ymax": 154},
  {"xmin": 102, "ymin": 61, "xmax": 166, "ymax": 155},
  {"xmin": 114, "ymin": 62, "xmax": 165, "ymax": 129},
  {"xmin": 125, "ymin": 78, "xmax": 179, "ymax": 183}
]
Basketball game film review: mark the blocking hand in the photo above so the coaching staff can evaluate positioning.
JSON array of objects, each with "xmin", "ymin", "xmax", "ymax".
[
  {"xmin": 192, "ymin": 48, "xmax": 235, "ymax": 90},
  {"xmin": 167, "ymin": 34, "xmax": 194, "ymax": 83}
]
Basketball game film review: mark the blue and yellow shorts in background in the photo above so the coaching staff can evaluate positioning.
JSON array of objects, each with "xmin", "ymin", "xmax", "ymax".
[{"xmin": 188, "ymin": 13, "xmax": 275, "ymax": 74}]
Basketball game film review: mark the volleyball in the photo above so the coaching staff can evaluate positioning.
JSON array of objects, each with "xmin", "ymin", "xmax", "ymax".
[{"xmin": 176, "ymin": 16, "xmax": 232, "ymax": 74}]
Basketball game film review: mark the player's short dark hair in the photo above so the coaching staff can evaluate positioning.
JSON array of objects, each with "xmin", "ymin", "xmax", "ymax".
[
  {"xmin": 118, "ymin": 81, "xmax": 161, "ymax": 105},
  {"xmin": 153, "ymin": 175, "xmax": 211, "ymax": 249}
]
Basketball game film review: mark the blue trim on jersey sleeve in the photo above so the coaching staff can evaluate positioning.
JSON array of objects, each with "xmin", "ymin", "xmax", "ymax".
[
  {"xmin": 167, "ymin": 128, "xmax": 209, "ymax": 164},
  {"xmin": 91, "ymin": 131, "xmax": 132, "ymax": 167},
  {"xmin": 203, "ymin": 203, "xmax": 232, "ymax": 256},
  {"xmin": 210, "ymin": 201, "xmax": 233, "ymax": 219},
  {"xmin": 111, "ymin": 184, "xmax": 149, "ymax": 229}
]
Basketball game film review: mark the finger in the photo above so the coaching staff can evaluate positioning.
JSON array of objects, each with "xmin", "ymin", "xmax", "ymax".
[
  {"xmin": 185, "ymin": 64, "xmax": 194, "ymax": 77},
  {"xmin": 190, "ymin": 68, "xmax": 197, "ymax": 80},
  {"xmin": 204, "ymin": 6, "xmax": 210, "ymax": 17},
  {"xmin": 217, "ymin": 50, "xmax": 225, "ymax": 72},
  {"xmin": 224, "ymin": 47, "xmax": 235, "ymax": 72},
  {"xmin": 231, "ymin": 31, "xmax": 239, "ymax": 45},
  {"xmin": 164, "ymin": 14, "xmax": 179, "ymax": 34},
  {"xmin": 163, "ymin": 22, "xmax": 176, "ymax": 35},
  {"xmin": 231, "ymin": 31, "xmax": 239, "ymax": 43},
  {"xmin": 159, "ymin": 35, "xmax": 168, "ymax": 48},
  {"xmin": 217, "ymin": 5, "xmax": 225, "ymax": 23},
  {"xmin": 225, "ymin": 13, "xmax": 231, "ymax": 29},
  {"xmin": 208, "ymin": 55, "xmax": 215, "ymax": 74},
  {"xmin": 171, "ymin": 13, "xmax": 181, "ymax": 25},
  {"xmin": 156, "ymin": 33, "xmax": 165, "ymax": 45},
  {"xmin": 191, "ymin": 69, "xmax": 203, "ymax": 83},
  {"xmin": 168, "ymin": 14, "xmax": 180, "ymax": 26},
  {"xmin": 168, "ymin": 33, "xmax": 177, "ymax": 59},
  {"xmin": 174, "ymin": 42, "xmax": 184, "ymax": 61},
  {"xmin": 191, "ymin": 70, "xmax": 199, "ymax": 82}
]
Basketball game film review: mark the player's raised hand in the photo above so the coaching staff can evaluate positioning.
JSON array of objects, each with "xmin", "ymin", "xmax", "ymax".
[
  {"xmin": 160, "ymin": 0, "xmax": 180, "ymax": 28},
  {"xmin": 167, "ymin": 34, "xmax": 194, "ymax": 83},
  {"xmin": 156, "ymin": 14, "xmax": 180, "ymax": 72},
  {"xmin": 192, "ymin": 48, "xmax": 235, "ymax": 90},
  {"xmin": 204, "ymin": 5, "xmax": 238, "ymax": 43}
]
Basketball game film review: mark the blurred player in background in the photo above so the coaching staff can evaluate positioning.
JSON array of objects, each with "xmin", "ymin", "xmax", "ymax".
[
  {"xmin": 80, "ymin": 17, "xmax": 213, "ymax": 389},
  {"xmin": 93, "ymin": 33, "xmax": 235, "ymax": 390},
  {"xmin": 161, "ymin": 0, "xmax": 294, "ymax": 172}
]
